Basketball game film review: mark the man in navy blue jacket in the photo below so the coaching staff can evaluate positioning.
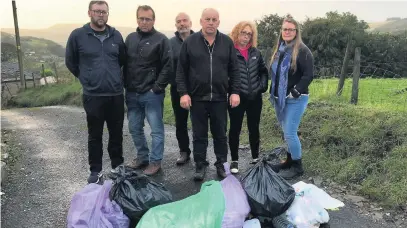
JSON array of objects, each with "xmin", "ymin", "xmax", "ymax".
[{"xmin": 65, "ymin": 1, "xmax": 126, "ymax": 184}]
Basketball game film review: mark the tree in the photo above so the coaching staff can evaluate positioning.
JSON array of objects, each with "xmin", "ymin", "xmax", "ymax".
[
  {"xmin": 362, "ymin": 32, "xmax": 407, "ymax": 78},
  {"xmin": 301, "ymin": 11, "xmax": 368, "ymax": 67},
  {"xmin": 256, "ymin": 14, "xmax": 284, "ymax": 51}
]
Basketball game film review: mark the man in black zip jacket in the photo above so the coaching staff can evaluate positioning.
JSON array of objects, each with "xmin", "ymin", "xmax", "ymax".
[
  {"xmin": 176, "ymin": 8, "xmax": 240, "ymax": 181},
  {"xmin": 170, "ymin": 12, "xmax": 194, "ymax": 165},
  {"xmin": 65, "ymin": 1, "xmax": 126, "ymax": 184},
  {"xmin": 124, "ymin": 5, "xmax": 172, "ymax": 176}
]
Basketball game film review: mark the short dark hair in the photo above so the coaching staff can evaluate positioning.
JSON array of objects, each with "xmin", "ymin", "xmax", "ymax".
[
  {"xmin": 88, "ymin": 1, "xmax": 109, "ymax": 10},
  {"xmin": 137, "ymin": 5, "xmax": 155, "ymax": 20}
]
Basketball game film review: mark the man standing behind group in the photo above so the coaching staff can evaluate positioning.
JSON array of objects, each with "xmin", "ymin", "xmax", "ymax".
[
  {"xmin": 176, "ymin": 8, "xmax": 240, "ymax": 181},
  {"xmin": 66, "ymin": 1, "xmax": 126, "ymax": 184},
  {"xmin": 169, "ymin": 12, "xmax": 194, "ymax": 165},
  {"xmin": 124, "ymin": 5, "xmax": 172, "ymax": 176}
]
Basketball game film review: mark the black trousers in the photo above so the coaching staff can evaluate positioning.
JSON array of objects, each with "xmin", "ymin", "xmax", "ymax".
[
  {"xmin": 190, "ymin": 101, "xmax": 228, "ymax": 167},
  {"xmin": 83, "ymin": 94, "xmax": 124, "ymax": 172},
  {"xmin": 228, "ymin": 95, "xmax": 262, "ymax": 161},
  {"xmin": 170, "ymin": 85, "xmax": 191, "ymax": 154}
]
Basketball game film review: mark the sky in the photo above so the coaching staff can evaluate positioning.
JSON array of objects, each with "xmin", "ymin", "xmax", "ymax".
[{"xmin": 1, "ymin": 0, "xmax": 407, "ymax": 31}]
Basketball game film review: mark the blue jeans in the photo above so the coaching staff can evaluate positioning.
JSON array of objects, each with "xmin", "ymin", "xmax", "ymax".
[
  {"xmin": 270, "ymin": 95, "xmax": 309, "ymax": 160},
  {"xmin": 126, "ymin": 91, "xmax": 165, "ymax": 163}
]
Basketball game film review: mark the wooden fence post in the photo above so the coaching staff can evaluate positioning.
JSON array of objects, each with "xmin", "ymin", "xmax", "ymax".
[
  {"xmin": 24, "ymin": 73, "xmax": 27, "ymax": 89},
  {"xmin": 351, "ymin": 47, "xmax": 361, "ymax": 104},
  {"xmin": 53, "ymin": 62, "xmax": 59, "ymax": 83},
  {"xmin": 32, "ymin": 72, "xmax": 36, "ymax": 88},
  {"xmin": 337, "ymin": 37, "xmax": 352, "ymax": 96},
  {"xmin": 42, "ymin": 64, "xmax": 48, "ymax": 85}
]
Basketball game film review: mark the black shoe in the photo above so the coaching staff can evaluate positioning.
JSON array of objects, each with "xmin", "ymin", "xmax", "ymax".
[
  {"xmin": 230, "ymin": 161, "xmax": 239, "ymax": 174},
  {"xmin": 176, "ymin": 152, "xmax": 190, "ymax": 165},
  {"xmin": 271, "ymin": 153, "xmax": 293, "ymax": 173},
  {"xmin": 216, "ymin": 165, "xmax": 227, "ymax": 179},
  {"xmin": 87, "ymin": 172, "xmax": 103, "ymax": 184},
  {"xmin": 278, "ymin": 159, "xmax": 304, "ymax": 180},
  {"xmin": 194, "ymin": 164, "xmax": 206, "ymax": 181}
]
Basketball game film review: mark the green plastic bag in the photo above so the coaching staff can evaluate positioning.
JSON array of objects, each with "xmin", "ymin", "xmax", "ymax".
[{"xmin": 136, "ymin": 180, "xmax": 225, "ymax": 228}]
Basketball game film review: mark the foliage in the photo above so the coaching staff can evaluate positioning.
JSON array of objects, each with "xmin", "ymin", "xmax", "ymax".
[
  {"xmin": 43, "ymin": 68, "xmax": 54, "ymax": 76},
  {"xmin": 256, "ymin": 11, "xmax": 407, "ymax": 78}
]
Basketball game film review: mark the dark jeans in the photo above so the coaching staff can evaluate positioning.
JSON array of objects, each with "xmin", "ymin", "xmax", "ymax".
[
  {"xmin": 83, "ymin": 94, "xmax": 124, "ymax": 173},
  {"xmin": 126, "ymin": 91, "xmax": 165, "ymax": 163},
  {"xmin": 228, "ymin": 95, "xmax": 262, "ymax": 161},
  {"xmin": 190, "ymin": 101, "xmax": 228, "ymax": 167},
  {"xmin": 170, "ymin": 85, "xmax": 191, "ymax": 154}
]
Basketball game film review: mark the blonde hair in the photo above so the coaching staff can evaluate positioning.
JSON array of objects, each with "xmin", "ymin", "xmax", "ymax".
[
  {"xmin": 270, "ymin": 14, "xmax": 303, "ymax": 72},
  {"xmin": 229, "ymin": 21, "xmax": 258, "ymax": 48}
]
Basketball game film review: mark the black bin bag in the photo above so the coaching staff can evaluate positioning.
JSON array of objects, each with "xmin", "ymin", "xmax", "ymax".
[
  {"xmin": 241, "ymin": 157, "xmax": 296, "ymax": 218},
  {"xmin": 109, "ymin": 166, "xmax": 173, "ymax": 226}
]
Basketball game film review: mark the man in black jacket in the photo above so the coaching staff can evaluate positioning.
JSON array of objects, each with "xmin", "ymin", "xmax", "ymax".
[
  {"xmin": 65, "ymin": 0, "xmax": 126, "ymax": 184},
  {"xmin": 170, "ymin": 12, "xmax": 194, "ymax": 165},
  {"xmin": 124, "ymin": 5, "xmax": 172, "ymax": 176},
  {"xmin": 176, "ymin": 8, "xmax": 240, "ymax": 181}
]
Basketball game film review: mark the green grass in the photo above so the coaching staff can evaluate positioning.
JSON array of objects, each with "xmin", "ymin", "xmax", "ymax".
[
  {"xmin": 8, "ymin": 82, "xmax": 82, "ymax": 108},
  {"xmin": 309, "ymin": 78, "xmax": 407, "ymax": 111},
  {"xmin": 7, "ymin": 78, "xmax": 407, "ymax": 208}
]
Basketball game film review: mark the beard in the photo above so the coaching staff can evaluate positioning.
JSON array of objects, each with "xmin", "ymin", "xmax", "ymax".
[
  {"xmin": 178, "ymin": 27, "xmax": 190, "ymax": 33},
  {"xmin": 91, "ymin": 17, "xmax": 107, "ymax": 29}
]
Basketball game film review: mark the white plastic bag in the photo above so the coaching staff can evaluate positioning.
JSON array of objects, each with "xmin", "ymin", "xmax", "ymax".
[
  {"xmin": 292, "ymin": 181, "xmax": 345, "ymax": 210},
  {"xmin": 285, "ymin": 193, "xmax": 330, "ymax": 228},
  {"xmin": 243, "ymin": 218, "xmax": 261, "ymax": 228}
]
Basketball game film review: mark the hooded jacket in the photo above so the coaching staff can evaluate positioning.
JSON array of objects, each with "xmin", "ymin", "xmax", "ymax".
[{"xmin": 65, "ymin": 23, "xmax": 126, "ymax": 96}]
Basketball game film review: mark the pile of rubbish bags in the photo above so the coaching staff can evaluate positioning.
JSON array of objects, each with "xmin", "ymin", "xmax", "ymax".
[{"xmin": 67, "ymin": 150, "xmax": 345, "ymax": 228}]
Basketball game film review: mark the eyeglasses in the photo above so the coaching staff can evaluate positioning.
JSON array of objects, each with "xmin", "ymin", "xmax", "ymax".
[
  {"xmin": 91, "ymin": 10, "xmax": 109, "ymax": 16},
  {"xmin": 138, "ymin": 17, "xmax": 153, "ymax": 22},
  {"xmin": 240, "ymin": 31, "xmax": 253, "ymax": 37},
  {"xmin": 282, "ymin": 28, "xmax": 297, "ymax": 33}
]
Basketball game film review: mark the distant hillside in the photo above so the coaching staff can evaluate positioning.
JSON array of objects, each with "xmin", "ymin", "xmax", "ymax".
[
  {"xmin": 1, "ymin": 24, "xmax": 175, "ymax": 47},
  {"xmin": 1, "ymin": 32, "xmax": 65, "ymax": 57},
  {"xmin": 368, "ymin": 18, "xmax": 407, "ymax": 35}
]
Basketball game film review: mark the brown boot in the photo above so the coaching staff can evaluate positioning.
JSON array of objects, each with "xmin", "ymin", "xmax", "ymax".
[
  {"xmin": 176, "ymin": 152, "xmax": 190, "ymax": 165},
  {"xmin": 143, "ymin": 162, "xmax": 161, "ymax": 176},
  {"xmin": 128, "ymin": 158, "xmax": 149, "ymax": 169}
]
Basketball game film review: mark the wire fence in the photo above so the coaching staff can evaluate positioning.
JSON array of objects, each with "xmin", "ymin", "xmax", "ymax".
[{"xmin": 311, "ymin": 62, "xmax": 407, "ymax": 111}]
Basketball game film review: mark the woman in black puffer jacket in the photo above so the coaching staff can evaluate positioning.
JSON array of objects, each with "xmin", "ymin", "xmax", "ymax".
[{"xmin": 227, "ymin": 21, "xmax": 269, "ymax": 174}]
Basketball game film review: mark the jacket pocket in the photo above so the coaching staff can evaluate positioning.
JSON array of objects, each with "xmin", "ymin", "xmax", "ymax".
[{"xmin": 82, "ymin": 68, "xmax": 103, "ymax": 92}]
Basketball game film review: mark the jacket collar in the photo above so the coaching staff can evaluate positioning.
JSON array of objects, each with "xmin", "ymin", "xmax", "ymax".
[
  {"xmin": 199, "ymin": 29, "xmax": 221, "ymax": 40},
  {"xmin": 174, "ymin": 30, "xmax": 194, "ymax": 42},
  {"xmin": 83, "ymin": 23, "xmax": 114, "ymax": 36},
  {"xmin": 137, "ymin": 27, "xmax": 157, "ymax": 37}
]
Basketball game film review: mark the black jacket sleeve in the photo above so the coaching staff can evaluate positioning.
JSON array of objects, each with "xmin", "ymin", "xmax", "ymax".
[
  {"xmin": 258, "ymin": 52, "xmax": 269, "ymax": 93},
  {"xmin": 116, "ymin": 32, "xmax": 126, "ymax": 68},
  {"xmin": 295, "ymin": 47, "xmax": 314, "ymax": 93},
  {"xmin": 176, "ymin": 42, "xmax": 189, "ymax": 96},
  {"xmin": 65, "ymin": 30, "xmax": 79, "ymax": 78},
  {"xmin": 123, "ymin": 35, "xmax": 131, "ymax": 86},
  {"xmin": 228, "ymin": 41, "xmax": 240, "ymax": 95},
  {"xmin": 153, "ymin": 37, "xmax": 172, "ymax": 93}
]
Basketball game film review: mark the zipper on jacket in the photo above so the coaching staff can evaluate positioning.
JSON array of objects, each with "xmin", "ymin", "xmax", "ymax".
[
  {"xmin": 246, "ymin": 58, "xmax": 253, "ymax": 96},
  {"xmin": 206, "ymin": 42, "xmax": 215, "ymax": 101},
  {"xmin": 101, "ymin": 40, "xmax": 104, "ymax": 63},
  {"xmin": 239, "ymin": 53, "xmax": 253, "ymax": 97}
]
